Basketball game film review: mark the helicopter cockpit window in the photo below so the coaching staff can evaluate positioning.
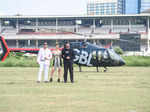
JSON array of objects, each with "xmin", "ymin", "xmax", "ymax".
[
  {"xmin": 107, "ymin": 49, "xmax": 115, "ymax": 60},
  {"xmin": 98, "ymin": 51, "xmax": 102, "ymax": 60},
  {"xmin": 103, "ymin": 50, "xmax": 108, "ymax": 59},
  {"xmin": 92, "ymin": 51, "xmax": 97, "ymax": 59},
  {"xmin": 0, "ymin": 41, "xmax": 4, "ymax": 58}
]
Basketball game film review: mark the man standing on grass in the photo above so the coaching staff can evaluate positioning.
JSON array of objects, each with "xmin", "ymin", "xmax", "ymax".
[
  {"xmin": 37, "ymin": 42, "xmax": 52, "ymax": 83},
  {"xmin": 62, "ymin": 42, "xmax": 75, "ymax": 83}
]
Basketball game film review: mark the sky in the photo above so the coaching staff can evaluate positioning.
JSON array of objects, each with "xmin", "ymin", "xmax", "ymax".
[{"xmin": 0, "ymin": 0, "xmax": 89, "ymax": 15}]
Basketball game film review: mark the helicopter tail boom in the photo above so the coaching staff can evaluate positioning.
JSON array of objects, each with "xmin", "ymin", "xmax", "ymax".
[{"xmin": 0, "ymin": 36, "xmax": 10, "ymax": 61}]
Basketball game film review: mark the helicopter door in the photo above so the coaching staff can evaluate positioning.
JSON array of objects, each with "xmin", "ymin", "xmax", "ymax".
[
  {"xmin": 92, "ymin": 51, "xmax": 97, "ymax": 60},
  {"xmin": 107, "ymin": 49, "xmax": 115, "ymax": 60},
  {"xmin": 97, "ymin": 50, "xmax": 102, "ymax": 61},
  {"xmin": 101, "ymin": 50, "xmax": 109, "ymax": 61}
]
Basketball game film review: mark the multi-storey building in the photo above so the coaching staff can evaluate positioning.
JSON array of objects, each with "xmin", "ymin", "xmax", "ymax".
[
  {"xmin": 87, "ymin": 0, "xmax": 125, "ymax": 15},
  {"xmin": 140, "ymin": 0, "xmax": 150, "ymax": 12},
  {"xmin": 125, "ymin": 0, "xmax": 141, "ymax": 14}
]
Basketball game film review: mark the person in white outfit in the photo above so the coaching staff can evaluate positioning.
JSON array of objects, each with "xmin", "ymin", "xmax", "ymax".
[{"xmin": 37, "ymin": 42, "xmax": 52, "ymax": 83}]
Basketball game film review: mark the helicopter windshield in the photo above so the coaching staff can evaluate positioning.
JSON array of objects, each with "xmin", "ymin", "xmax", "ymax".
[
  {"xmin": 107, "ymin": 48, "xmax": 125, "ymax": 66},
  {"xmin": 0, "ymin": 41, "xmax": 4, "ymax": 58},
  {"xmin": 107, "ymin": 48, "xmax": 122, "ymax": 61},
  {"xmin": 92, "ymin": 51, "xmax": 97, "ymax": 59},
  {"xmin": 103, "ymin": 50, "xmax": 108, "ymax": 59},
  {"xmin": 98, "ymin": 50, "xmax": 102, "ymax": 60},
  {"xmin": 107, "ymin": 49, "xmax": 116, "ymax": 60}
]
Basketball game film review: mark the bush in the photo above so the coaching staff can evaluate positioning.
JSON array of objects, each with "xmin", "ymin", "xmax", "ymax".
[
  {"xmin": 123, "ymin": 56, "xmax": 150, "ymax": 66},
  {"xmin": 0, "ymin": 52, "xmax": 39, "ymax": 67},
  {"xmin": 114, "ymin": 47, "xmax": 124, "ymax": 55}
]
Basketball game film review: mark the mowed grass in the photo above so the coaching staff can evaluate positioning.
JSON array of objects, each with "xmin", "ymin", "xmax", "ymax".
[{"xmin": 0, "ymin": 67, "xmax": 150, "ymax": 112}]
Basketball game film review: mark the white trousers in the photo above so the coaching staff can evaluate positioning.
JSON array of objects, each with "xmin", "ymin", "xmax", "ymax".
[{"xmin": 38, "ymin": 62, "xmax": 49, "ymax": 81}]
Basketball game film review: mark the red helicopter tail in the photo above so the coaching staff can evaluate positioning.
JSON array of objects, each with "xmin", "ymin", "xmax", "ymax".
[
  {"xmin": 0, "ymin": 36, "xmax": 63, "ymax": 61},
  {"xmin": 0, "ymin": 36, "xmax": 10, "ymax": 61}
]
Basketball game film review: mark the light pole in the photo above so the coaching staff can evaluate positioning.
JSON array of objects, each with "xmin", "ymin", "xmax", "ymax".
[
  {"xmin": 148, "ymin": 17, "xmax": 150, "ymax": 51},
  {"xmin": 75, "ymin": 20, "xmax": 82, "ymax": 33}
]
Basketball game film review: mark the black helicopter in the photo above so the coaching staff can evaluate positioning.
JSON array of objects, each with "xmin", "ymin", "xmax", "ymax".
[
  {"xmin": 0, "ymin": 36, "xmax": 125, "ymax": 72},
  {"xmin": 70, "ymin": 41, "xmax": 125, "ymax": 72}
]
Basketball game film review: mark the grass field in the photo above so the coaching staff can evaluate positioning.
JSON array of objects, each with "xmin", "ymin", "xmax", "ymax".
[{"xmin": 0, "ymin": 67, "xmax": 150, "ymax": 112}]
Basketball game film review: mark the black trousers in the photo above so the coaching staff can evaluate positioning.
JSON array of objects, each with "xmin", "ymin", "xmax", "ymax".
[{"xmin": 64, "ymin": 61, "xmax": 74, "ymax": 82}]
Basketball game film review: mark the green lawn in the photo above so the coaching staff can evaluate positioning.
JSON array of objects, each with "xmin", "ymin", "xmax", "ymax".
[{"xmin": 0, "ymin": 67, "xmax": 150, "ymax": 112}]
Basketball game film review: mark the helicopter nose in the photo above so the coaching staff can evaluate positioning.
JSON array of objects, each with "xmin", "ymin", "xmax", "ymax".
[{"xmin": 119, "ymin": 59, "xmax": 126, "ymax": 66}]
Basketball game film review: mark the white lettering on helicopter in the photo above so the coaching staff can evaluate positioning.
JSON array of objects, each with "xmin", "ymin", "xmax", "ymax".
[
  {"xmin": 79, "ymin": 51, "xmax": 88, "ymax": 65},
  {"xmin": 73, "ymin": 49, "xmax": 80, "ymax": 62},
  {"xmin": 73, "ymin": 49, "xmax": 92, "ymax": 66}
]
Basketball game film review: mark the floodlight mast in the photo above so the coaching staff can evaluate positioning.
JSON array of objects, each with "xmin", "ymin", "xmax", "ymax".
[
  {"xmin": 147, "ymin": 17, "xmax": 150, "ymax": 51},
  {"xmin": 75, "ymin": 20, "xmax": 82, "ymax": 33}
]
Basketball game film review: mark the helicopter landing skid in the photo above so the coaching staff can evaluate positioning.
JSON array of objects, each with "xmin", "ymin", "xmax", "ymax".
[
  {"xmin": 79, "ymin": 65, "xmax": 82, "ymax": 72},
  {"xmin": 96, "ymin": 66, "xmax": 99, "ymax": 72}
]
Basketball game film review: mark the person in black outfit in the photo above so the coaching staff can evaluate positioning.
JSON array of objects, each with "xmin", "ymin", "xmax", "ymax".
[{"xmin": 62, "ymin": 42, "xmax": 74, "ymax": 83}]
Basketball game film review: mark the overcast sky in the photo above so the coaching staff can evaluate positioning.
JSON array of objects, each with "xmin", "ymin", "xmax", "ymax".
[{"xmin": 0, "ymin": 0, "xmax": 89, "ymax": 15}]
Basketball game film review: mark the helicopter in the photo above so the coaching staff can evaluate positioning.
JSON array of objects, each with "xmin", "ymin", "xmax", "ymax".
[
  {"xmin": 70, "ymin": 41, "xmax": 125, "ymax": 72},
  {"xmin": 0, "ymin": 36, "xmax": 125, "ymax": 72}
]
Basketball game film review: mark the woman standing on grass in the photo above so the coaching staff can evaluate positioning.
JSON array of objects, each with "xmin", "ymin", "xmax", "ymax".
[{"xmin": 49, "ymin": 43, "xmax": 62, "ymax": 82}]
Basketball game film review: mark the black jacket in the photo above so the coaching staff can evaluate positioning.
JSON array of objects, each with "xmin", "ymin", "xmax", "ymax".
[{"xmin": 62, "ymin": 48, "xmax": 74, "ymax": 62}]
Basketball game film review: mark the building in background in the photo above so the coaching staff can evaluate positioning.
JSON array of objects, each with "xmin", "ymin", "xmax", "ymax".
[
  {"xmin": 125, "ymin": 0, "xmax": 150, "ymax": 14},
  {"xmin": 142, "ymin": 8, "xmax": 150, "ymax": 13},
  {"xmin": 140, "ymin": 0, "xmax": 150, "ymax": 12},
  {"xmin": 0, "ymin": 14, "xmax": 150, "ymax": 52},
  {"xmin": 125, "ymin": 0, "xmax": 141, "ymax": 14},
  {"xmin": 87, "ymin": 0, "xmax": 125, "ymax": 15},
  {"xmin": 87, "ymin": 0, "xmax": 150, "ymax": 15}
]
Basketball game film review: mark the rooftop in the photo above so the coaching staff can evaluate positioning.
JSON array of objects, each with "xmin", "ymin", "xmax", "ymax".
[
  {"xmin": 0, "ymin": 14, "xmax": 150, "ymax": 18},
  {"xmin": 142, "ymin": 8, "xmax": 150, "ymax": 14}
]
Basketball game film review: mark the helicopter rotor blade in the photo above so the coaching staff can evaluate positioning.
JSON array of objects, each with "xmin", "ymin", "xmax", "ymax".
[
  {"xmin": 38, "ymin": 28, "xmax": 139, "ymax": 45},
  {"xmin": 55, "ymin": 28, "xmax": 94, "ymax": 42}
]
